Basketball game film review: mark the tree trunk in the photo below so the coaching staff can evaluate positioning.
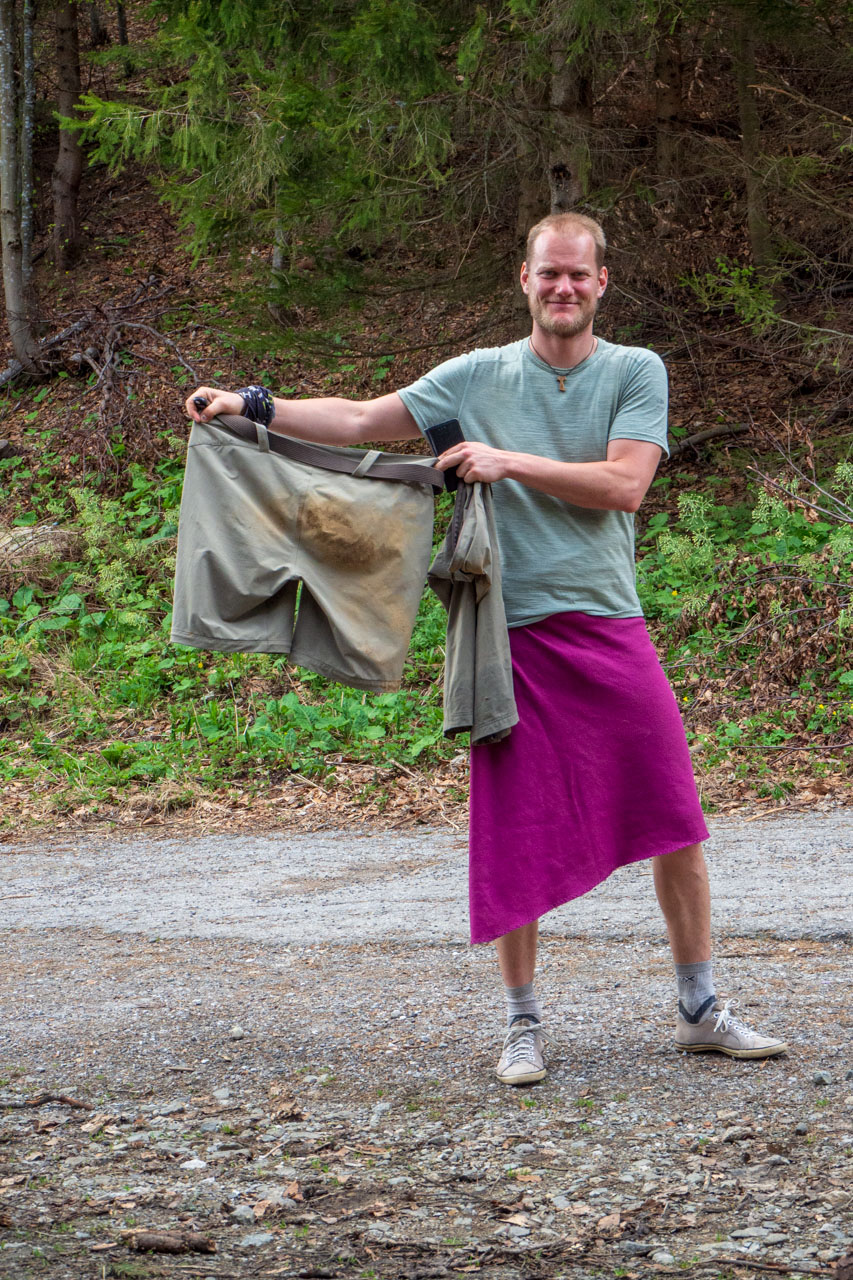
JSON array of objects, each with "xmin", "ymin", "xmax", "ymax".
[
  {"xmin": 732, "ymin": 14, "xmax": 773, "ymax": 268},
  {"xmin": 548, "ymin": 42, "xmax": 593, "ymax": 213},
  {"xmin": 654, "ymin": 9, "xmax": 683, "ymax": 195},
  {"xmin": 116, "ymin": 3, "xmax": 128, "ymax": 45},
  {"xmin": 51, "ymin": 0, "xmax": 84, "ymax": 267},
  {"xmin": 88, "ymin": 0, "xmax": 107, "ymax": 47},
  {"xmin": 512, "ymin": 41, "xmax": 594, "ymax": 335},
  {"xmin": 267, "ymin": 217, "xmax": 290, "ymax": 326},
  {"xmin": 20, "ymin": 0, "xmax": 34, "ymax": 289},
  {"xmin": 0, "ymin": 0, "xmax": 39, "ymax": 371},
  {"xmin": 513, "ymin": 74, "xmax": 548, "ymax": 334}
]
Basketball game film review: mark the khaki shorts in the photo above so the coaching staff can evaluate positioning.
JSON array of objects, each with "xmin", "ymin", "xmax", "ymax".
[{"xmin": 171, "ymin": 420, "xmax": 437, "ymax": 690}]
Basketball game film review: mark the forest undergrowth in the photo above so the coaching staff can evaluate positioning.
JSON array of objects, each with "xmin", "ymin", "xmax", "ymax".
[
  {"xmin": 1, "ymin": 131, "xmax": 852, "ymax": 832},
  {"xmin": 2, "ymin": 355, "xmax": 852, "ymax": 832}
]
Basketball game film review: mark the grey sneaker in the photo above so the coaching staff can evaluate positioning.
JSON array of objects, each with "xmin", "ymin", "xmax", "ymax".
[
  {"xmin": 675, "ymin": 999, "xmax": 787, "ymax": 1059},
  {"xmin": 495, "ymin": 1016, "xmax": 551, "ymax": 1085}
]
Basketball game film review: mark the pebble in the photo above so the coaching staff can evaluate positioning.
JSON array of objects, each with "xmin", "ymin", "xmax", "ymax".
[
  {"xmin": 212, "ymin": 1088, "xmax": 232, "ymax": 1101},
  {"xmin": 722, "ymin": 1125, "xmax": 755, "ymax": 1143},
  {"xmin": 230, "ymin": 1205, "xmax": 255, "ymax": 1224},
  {"xmin": 813, "ymin": 1071, "xmax": 832, "ymax": 1086},
  {"xmin": 845, "ymin": 1068, "xmax": 853, "ymax": 1082},
  {"xmin": 239, "ymin": 1232, "xmax": 274, "ymax": 1247},
  {"xmin": 370, "ymin": 1101, "xmax": 392, "ymax": 1128},
  {"xmin": 230, "ymin": 1025, "xmax": 245, "ymax": 1040},
  {"xmin": 794, "ymin": 1121, "xmax": 809, "ymax": 1135},
  {"xmin": 652, "ymin": 1251, "xmax": 675, "ymax": 1264},
  {"xmin": 179, "ymin": 1158, "xmax": 207, "ymax": 1170}
]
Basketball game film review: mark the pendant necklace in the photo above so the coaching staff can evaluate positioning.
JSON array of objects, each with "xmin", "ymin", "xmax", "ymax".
[{"xmin": 529, "ymin": 335, "xmax": 597, "ymax": 392}]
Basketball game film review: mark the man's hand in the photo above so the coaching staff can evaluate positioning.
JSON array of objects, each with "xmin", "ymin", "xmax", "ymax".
[
  {"xmin": 185, "ymin": 387, "xmax": 244, "ymax": 421},
  {"xmin": 435, "ymin": 441, "xmax": 515, "ymax": 484}
]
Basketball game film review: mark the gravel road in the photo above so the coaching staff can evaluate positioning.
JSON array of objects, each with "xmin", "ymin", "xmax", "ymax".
[
  {"xmin": 1, "ymin": 808, "xmax": 851, "ymax": 1280},
  {"xmin": 2, "ymin": 809, "xmax": 852, "ymax": 944}
]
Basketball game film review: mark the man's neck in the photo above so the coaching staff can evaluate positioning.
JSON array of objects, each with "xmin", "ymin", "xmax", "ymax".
[{"xmin": 528, "ymin": 324, "xmax": 597, "ymax": 368}]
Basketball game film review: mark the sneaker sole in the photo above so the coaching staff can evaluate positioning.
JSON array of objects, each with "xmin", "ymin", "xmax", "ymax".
[
  {"xmin": 674, "ymin": 1040, "xmax": 788, "ymax": 1060},
  {"xmin": 495, "ymin": 1067, "xmax": 547, "ymax": 1085}
]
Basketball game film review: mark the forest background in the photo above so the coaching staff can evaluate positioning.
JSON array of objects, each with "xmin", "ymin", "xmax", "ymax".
[{"xmin": 0, "ymin": 0, "xmax": 851, "ymax": 834}]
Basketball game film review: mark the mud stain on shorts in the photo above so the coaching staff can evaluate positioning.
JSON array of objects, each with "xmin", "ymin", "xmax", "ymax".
[{"xmin": 299, "ymin": 492, "xmax": 385, "ymax": 570}]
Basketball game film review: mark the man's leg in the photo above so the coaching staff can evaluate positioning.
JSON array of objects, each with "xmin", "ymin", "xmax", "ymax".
[
  {"xmin": 654, "ymin": 843, "xmax": 787, "ymax": 1059},
  {"xmin": 652, "ymin": 843, "xmax": 711, "ymax": 964},
  {"xmin": 496, "ymin": 920, "xmax": 539, "ymax": 987},
  {"xmin": 494, "ymin": 921, "xmax": 550, "ymax": 1085}
]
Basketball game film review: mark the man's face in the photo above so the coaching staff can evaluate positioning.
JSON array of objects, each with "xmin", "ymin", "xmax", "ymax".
[{"xmin": 520, "ymin": 231, "xmax": 607, "ymax": 338}]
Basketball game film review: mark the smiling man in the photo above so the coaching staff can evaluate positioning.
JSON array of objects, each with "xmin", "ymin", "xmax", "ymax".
[{"xmin": 186, "ymin": 212, "xmax": 787, "ymax": 1084}]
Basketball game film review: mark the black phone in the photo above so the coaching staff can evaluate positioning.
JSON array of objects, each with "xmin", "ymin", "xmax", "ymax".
[
  {"xmin": 424, "ymin": 418, "xmax": 465, "ymax": 491},
  {"xmin": 192, "ymin": 395, "xmax": 209, "ymax": 412}
]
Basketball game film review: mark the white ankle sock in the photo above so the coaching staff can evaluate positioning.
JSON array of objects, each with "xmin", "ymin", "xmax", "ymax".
[
  {"xmin": 676, "ymin": 961, "xmax": 716, "ymax": 1019},
  {"xmin": 504, "ymin": 981, "xmax": 542, "ymax": 1027}
]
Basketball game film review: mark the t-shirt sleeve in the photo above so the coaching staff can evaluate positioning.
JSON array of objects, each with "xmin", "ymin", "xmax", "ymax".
[
  {"xmin": 397, "ymin": 352, "xmax": 474, "ymax": 435},
  {"xmin": 608, "ymin": 349, "xmax": 670, "ymax": 458}
]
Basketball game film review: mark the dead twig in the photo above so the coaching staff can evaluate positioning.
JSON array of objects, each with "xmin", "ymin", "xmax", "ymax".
[
  {"xmin": 748, "ymin": 468, "xmax": 853, "ymax": 525},
  {"xmin": 24, "ymin": 1091, "xmax": 93, "ymax": 1110},
  {"xmin": 114, "ymin": 319, "xmax": 200, "ymax": 382},
  {"xmin": 707, "ymin": 1257, "xmax": 836, "ymax": 1276}
]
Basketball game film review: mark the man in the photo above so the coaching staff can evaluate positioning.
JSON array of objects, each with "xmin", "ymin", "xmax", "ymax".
[{"xmin": 186, "ymin": 212, "xmax": 787, "ymax": 1084}]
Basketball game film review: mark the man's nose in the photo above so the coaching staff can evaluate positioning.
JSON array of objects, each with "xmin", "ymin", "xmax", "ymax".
[{"xmin": 553, "ymin": 274, "xmax": 575, "ymax": 294}]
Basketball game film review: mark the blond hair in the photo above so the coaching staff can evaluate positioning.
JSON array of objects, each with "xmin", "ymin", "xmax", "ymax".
[{"xmin": 525, "ymin": 213, "xmax": 607, "ymax": 270}]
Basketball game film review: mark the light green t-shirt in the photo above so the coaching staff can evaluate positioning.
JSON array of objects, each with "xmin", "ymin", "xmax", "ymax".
[{"xmin": 398, "ymin": 337, "xmax": 669, "ymax": 626}]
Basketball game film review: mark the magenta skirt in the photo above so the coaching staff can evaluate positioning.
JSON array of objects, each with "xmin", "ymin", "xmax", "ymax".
[{"xmin": 468, "ymin": 612, "xmax": 709, "ymax": 945}]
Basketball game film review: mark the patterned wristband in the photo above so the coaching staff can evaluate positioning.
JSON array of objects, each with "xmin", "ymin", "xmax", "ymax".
[{"xmin": 237, "ymin": 385, "xmax": 275, "ymax": 428}]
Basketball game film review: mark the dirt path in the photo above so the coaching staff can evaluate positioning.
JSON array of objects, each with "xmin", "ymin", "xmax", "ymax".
[{"xmin": 1, "ymin": 810, "xmax": 851, "ymax": 1278}]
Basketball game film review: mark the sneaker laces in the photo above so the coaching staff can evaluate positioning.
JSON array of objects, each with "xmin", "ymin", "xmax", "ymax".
[
  {"xmin": 713, "ymin": 999, "xmax": 752, "ymax": 1036},
  {"xmin": 501, "ymin": 1020, "xmax": 552, "ymax": 1066}
]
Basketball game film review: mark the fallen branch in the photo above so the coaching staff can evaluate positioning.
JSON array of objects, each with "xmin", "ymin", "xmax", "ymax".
[
  {"xmin": 0, "ymin": 319, "xmax": 91, "ymax": 390},
  {"xmin": 24, "ymin": 1091, "xmax": 93, "ymax": 1110},
  {"xmin": 708, "ymin": 1257, "xmax": 836, "ymax": 1276},
  {"xmin": 668, "ymin": 423, "xmax": 750, "ymax": 457},
  {"xmin": 123, "ymin": 1228, "xmax": 216, "ymax": 1255},
  {"xmin": 748, "ymin": 738, "xmax": 853, "ymax": 753}
]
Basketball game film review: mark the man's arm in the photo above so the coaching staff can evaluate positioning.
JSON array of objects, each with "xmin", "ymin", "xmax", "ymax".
[
  {"xmin": 434, "ymin": 437, "xmax": 662, "ymax": 513},
  {"xmin": 184, "ymin": 387, "xmax": 421, "ymax": 446}
]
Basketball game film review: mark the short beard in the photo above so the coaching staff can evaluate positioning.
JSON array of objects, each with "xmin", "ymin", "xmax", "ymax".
[{"xmin": 529, "ymin": 295, "xmax": 598, "ymax": 337}]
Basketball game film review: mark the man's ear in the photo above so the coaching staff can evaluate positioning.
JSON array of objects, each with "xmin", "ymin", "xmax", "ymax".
[
  {"xmin": 520, "ymin": 261, "xmax": 530, "ymax": 294},
  {"xmin": 598, "ymin": 266, "xmax": 608, "ymax": 297}
]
